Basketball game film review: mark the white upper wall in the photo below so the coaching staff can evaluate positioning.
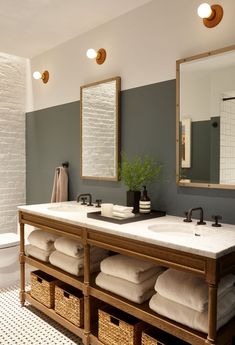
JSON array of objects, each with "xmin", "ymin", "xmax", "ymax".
[
  {"xmin": 180, "ymin": 70, "xmax": 211, "ymax": 121},
  {"xmin": 180, "ymin": 65, "xmax": 235, "ymax": 122},
  {"xmin": 29, "ymin": 0, "xmax": 235, "ymax": 112}
]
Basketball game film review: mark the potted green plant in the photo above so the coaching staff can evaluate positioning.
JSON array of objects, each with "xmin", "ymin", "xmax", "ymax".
[{"xmin": 119, "ymin": 153, "xmax": 162, "ymax": 213}]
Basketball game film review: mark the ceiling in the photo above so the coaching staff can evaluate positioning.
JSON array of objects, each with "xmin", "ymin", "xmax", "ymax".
[{"xmin": 0, "ymin": 0, "xmax": 152, "ymax": 59}]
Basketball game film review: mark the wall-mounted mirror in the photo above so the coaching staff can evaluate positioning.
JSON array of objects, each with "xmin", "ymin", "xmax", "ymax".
[
  {"xmin": 176, "ymin": 44, "xmax": 235, "ymax": 189},
  {"xmin": 80, "ymin": 76, "xmax": 121, "ymax": 180}
]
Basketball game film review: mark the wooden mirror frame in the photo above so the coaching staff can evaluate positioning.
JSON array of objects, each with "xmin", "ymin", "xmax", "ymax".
[
  {"xmin": 80, "ymin": 76, "xmax": 121, "ymax": 181},
  {"xmin": 176, "ymin": 44, "xmax": 235, "ymax": 189}
]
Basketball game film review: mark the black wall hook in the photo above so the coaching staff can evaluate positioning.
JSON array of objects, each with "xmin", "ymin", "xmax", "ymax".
[{"xmin": 62, "ymin": 161, "xmax": 69, "ymax": 168}]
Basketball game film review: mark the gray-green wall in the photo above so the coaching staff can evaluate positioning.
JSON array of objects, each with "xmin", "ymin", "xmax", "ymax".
[{"xmin": 26, "ymin": 80, "xmax": 235, "ymax": 224}]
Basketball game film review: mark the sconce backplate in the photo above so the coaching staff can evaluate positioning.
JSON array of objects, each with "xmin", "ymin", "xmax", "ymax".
[
  {"xmin": 42, "ymin": 70, "xmax": 49, "ymax": 83},
  {"xmin": 96, "ymin": 48, "xmax": 106, "ymax": 65},
  {"xmin": 203, "ymin": 4, "xmax": 223, "ymax": 28}
]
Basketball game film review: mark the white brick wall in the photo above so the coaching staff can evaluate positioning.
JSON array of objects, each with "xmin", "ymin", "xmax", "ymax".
[{"xmin": 0, "ymin": 53, "xmax": 26, "ymax": 234}]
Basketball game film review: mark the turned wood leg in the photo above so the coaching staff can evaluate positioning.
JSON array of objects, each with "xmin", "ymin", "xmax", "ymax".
[
  {"xmin": 83, "ymin": 243, "xmax": 90, "ymax": 345},
  {"xmin": 19, "ymin": 222, "xmax": 25, "ymax": 307},
  {"xmin": 206, "ymin": 283, "xmax": 218, "ymax": 345},
  {"xmin": 83, "ymin": 295, "xmax": 90, "ymax": 345}
]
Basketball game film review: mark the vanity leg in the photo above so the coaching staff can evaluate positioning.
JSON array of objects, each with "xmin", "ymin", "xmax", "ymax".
[
  {"xmin": 206, "ymin": 283, "xmax": 218, "ymax": 345},
  {"xmin": 19, "ymin": 222, "xmax": 25, "ymax": 307},
  {"xmin": 83, "ymin": 243, "xmax": 90, "ymax": 345}
]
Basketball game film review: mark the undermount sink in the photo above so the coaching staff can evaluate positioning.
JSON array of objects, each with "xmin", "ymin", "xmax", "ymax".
[
  {"xmin": 148, "ymin": 222, "xmax": 219, "ymax": 237},
  {"xmin": 47, "ymin": 204, "xmax": 83, "ymax": 212}
]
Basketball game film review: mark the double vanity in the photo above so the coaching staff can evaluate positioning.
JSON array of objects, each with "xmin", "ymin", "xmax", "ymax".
[{"xmin": 18, "ymin": 201, "xmax": 235, "ymax": 345}]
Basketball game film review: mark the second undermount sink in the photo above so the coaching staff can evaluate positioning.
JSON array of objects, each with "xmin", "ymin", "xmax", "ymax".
[
  {"xmin": 148, "ymin": 222, "xmax": 219, "ymax": 237},
  {"xmin": 47, "ymin": 204, "xmax": 84, "ymax": 212}
]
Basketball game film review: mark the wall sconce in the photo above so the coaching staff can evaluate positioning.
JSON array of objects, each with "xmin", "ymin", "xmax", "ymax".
[
  {"xmin": 86, "ymin": 48, "xmax": 106, "ymax": 65},
  {"xmin": 33, "ymin": 70, "xmax": 49, "ymax": 83},
  {"xmin": 197, "ymin": 3, "xmax": 223, "ymax": 28}
]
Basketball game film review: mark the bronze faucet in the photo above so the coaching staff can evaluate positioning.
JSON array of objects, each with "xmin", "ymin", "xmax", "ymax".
[
  {"xmin": 184, "ymin": 207, "xmax": 206, "ymax": 225},
  {"xmin": 76, "ymin": 193, "xmax": 93, "ymax": 206}
]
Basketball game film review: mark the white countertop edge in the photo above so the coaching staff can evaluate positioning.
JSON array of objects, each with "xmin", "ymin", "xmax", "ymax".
[{"xmin": 18, "ymin": 202, "xmax": 235, "ymax": 259}]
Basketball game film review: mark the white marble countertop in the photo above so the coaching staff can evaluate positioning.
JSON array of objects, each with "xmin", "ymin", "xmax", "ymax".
[{"xmin": 18, "ymin": 201, "xmax": 235, "ymax": 259}]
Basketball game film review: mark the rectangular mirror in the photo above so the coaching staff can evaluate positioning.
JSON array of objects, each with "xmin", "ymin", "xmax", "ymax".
[
  {"xmin": 176, "ymin": 44, "xmax": 235, "ymax": 189},
  {"xmin": 80, "ymin": 76, "xmax": 121, "ymax": 180}
]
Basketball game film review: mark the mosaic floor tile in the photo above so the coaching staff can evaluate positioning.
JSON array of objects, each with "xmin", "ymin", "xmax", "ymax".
[{"xmin": 0, "ymin": 285, "xmax": 82, "ymax": 345}]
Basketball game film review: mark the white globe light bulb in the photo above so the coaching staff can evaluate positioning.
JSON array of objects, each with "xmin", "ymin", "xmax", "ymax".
[
  {"xmin": 86, "ymin": 48, "xmax": 97, "ymax": 59},
  {"xmin": 33, "ymin": 71, "xmax": 42, "ymax": 80},
  {"xmin": 197, "ymin": 3, "xmax": 212, "ymax": 18}
]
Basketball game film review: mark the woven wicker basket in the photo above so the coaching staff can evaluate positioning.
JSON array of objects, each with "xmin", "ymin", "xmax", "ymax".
[
  {"xmin": 142, "ymin": 330, "xmax": 165, "ymax": 345},
  {"xmin": 30, "ymin": 270, "xmax": 58, "ymax": 308},
  {"xmin": 55, "ymin": 282, "xmax": 84, "ymax": 327},
  {"xmin": 142, "ymin": 328, "xmax": 189, "ymax": 345},
  {"xmin": 98, "ymin": 305, "xmax": 146, "ymax": 345}
]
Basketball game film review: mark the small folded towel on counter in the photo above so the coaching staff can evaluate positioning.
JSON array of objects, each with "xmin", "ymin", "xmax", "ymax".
[
  {"xmin": 112, "ymin": 211, "xmax": 135, "ymax": 219},
  {"xmin": 28, "ymin": 230, "xmax": 59, "ymax": 251},
  {"xmin": 51, "ymin": 166, "xmax": 68, "ymax": 203},
  {"xmin": 26, "ymin": 244, "xmax": 55, "ymax": 262},
  {"xmin": 112, "ymin": 205, "xmax": 134, "ymax": 213},
  {"xmin": 155, "ymin": 269, "xmax": 235, "ymax": 312},
  {"xmin": 49, "ymin": 247, "xmax": 108, "ymax": 276},
  {"xmin": 54, "ymin": 237, "xmax": 83, "ymax": 257},
  {"xmin": 100, "ymin": 254, "xmax": 164, "ymax": 283},
  {"xmin": 149, "ymin": 287, "xmax": 235, "ymax": 333},
  {"xmin": 95, "ymin": 272, "xmax": 162, "ymax": 304}
]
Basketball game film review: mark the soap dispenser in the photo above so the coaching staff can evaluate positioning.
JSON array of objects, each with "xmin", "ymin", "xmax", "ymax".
[{"xmin": 139, "ymin": 186, "xmax": 151, "ymax": 214}]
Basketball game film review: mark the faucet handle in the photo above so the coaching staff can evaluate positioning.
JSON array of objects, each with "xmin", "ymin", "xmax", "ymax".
[
  {"xmin": 81, "ymin": 197, "xmax": 87, "ymax": 205},
  {"xmin": 96, "ymin": 199, "xmax": 102, "ymax": 207},
  {"xmin": 212, "ymin": 215, "xmax": 222, "ymax": 227}
]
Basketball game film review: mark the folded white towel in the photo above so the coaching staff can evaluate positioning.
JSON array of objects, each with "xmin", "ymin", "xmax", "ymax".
[
  {"xmin": 113, "ymin": 205, "xmax": 134, "ymax": 213},
  {"xmin": 54, "ymin": 241, "xmax": 107, "ymax": 260},
  {"xmin": 49, "ymin": 250, "xmax": 105, "ymax": 276},
  {"xmin": 28, "ymin": 230, "xmax": 59, "ymax": 251},
  {"xmin": 95, "ymin": 272, "xmax": 161, "ymax": 304},
  {"xmin": 112, "ymin": 211, "xmax": 135, "ymax": 219},
  {"xmin": 54, "ymin": 237, "xmax": 83, "ymax": 257},
  {"xmin": 49, "ymin": 248, "xmax": 108, "ymax": 276},
  {"xmin": 100, "ymin": 254, "xmax": 164, "ymax": 283},
  {"xmin": 149, "ymin": 287, "xmax": 235, "ymax": 333},
  {"xmin": 26, "ymin": 244, "xmax": 55, "ymax": 262},
  {"xmin": 155, "ymin": 269, "xmax": 235, "ymax": 312}
]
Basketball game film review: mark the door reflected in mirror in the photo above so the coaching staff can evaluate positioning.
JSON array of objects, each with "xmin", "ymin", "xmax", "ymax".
[{"xmin": 176, "ymin": 45, "xmax": 235, "ymax": 189}]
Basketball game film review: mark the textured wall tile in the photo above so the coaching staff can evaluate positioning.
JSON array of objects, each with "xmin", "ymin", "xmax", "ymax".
[{"xmin": 0, "ymin": 53, "xmax": 26, "ymax": 234}]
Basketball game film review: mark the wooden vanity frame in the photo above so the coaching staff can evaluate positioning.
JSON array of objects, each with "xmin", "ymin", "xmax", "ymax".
[{"xmin": 19, "ymin": 210, "xmax": 235, "ymax": 345}]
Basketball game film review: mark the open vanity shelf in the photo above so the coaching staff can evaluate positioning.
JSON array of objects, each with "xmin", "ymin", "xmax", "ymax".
[
  {"xmin": 24, "ymin": 292, "xmax": 84, "ymax": 338},
  {"xmin": 19, "ymin": 209, "xmax": 235, "ymax": 345},
  {"xmin": 25, "ymin": 256, "xmax": 84, "ymax": 290}
]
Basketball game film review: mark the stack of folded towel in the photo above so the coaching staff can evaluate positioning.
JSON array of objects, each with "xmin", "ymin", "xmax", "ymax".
[
  {"xmin": 26, "ymin": 229, "xmax": 58, "ymax": 262},
  {"xmin": 49, "ymin": 237, "xmax": 108, "ymax": 276},
  {"xmin": 112, "ymin": 205, "xmax": 134, "ymax": 219},
  {"xmin": 149, "ymin": 268, "xmax": 235, "ymax": 333},
  {"xmin": 95, "ymin": 254, "xmax": 164, "ymax": 304}
]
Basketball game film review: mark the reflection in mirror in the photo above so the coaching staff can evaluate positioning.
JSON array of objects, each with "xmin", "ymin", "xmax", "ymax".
[
  {"xmin": 80, "ymin": 77, "xmax": 121, "ymax": 180},
  {"xmin": 176, "ymin": 45, "xmax": 235, "ymax": 189}
]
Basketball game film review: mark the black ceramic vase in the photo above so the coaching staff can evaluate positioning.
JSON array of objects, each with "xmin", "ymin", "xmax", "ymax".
[{"xmin": 126, "ymin": 190, "xmax": 141, "ymax": 213}]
